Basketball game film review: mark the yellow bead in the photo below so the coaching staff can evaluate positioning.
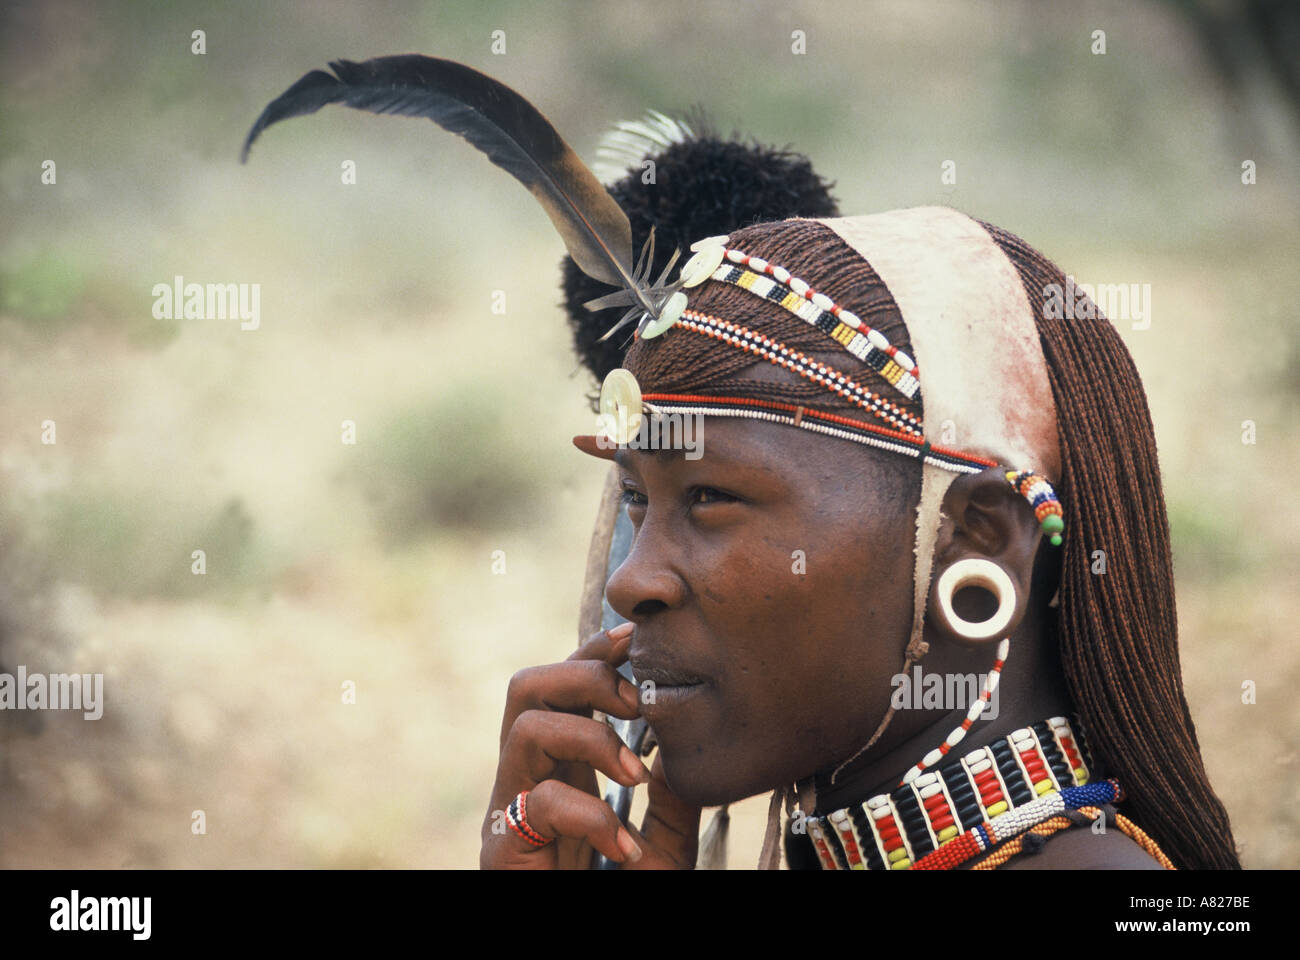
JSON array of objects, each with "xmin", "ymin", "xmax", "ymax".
[
  {"xmin": 887, "ymin": 847, "xmax": 908, "ymax": 863},
  {"xmin": 1073, "ymin": 767, "xmax": 1088, "ymax": 784},
  {"xmin": 987, "ymin": 801, "xmax": 1008, "ymax": 817},
  {"xmin": 890, "ymin": 858, "xmax": 911, "ymax": 870},
  {"xmin": 937, "ymin": 825, "xmax": 959, "ymax": 842},
  {"xmin": 1035, "ymin": 779, "xmax": 1054, "ymax": 796}
]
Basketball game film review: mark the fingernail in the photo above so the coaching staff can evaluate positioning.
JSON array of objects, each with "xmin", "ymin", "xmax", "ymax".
[
  {"xmin": 606, "ymin": 622, "xmax": 634, "ymax": 641},
  {"xmin": 620, "ymin": 746, "xmax": 651, "ymax": 784},
  {"xmin": 618, "ymin": 679, "xmax": 640, "ymax": 710},
  {"xmin": 617, "ymin": 827, "xmax": 642, "ymax": 863}
]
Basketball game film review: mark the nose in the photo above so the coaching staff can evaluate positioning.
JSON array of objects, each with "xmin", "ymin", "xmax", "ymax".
[{"xmin": 605, "ymin": 513, "xmax": 688, "ymax": 623}]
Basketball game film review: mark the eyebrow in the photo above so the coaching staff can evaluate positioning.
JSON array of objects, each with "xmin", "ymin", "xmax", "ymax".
[{"xmin": 612, "ymin": 446, "xmax": 679, "ymax": 469}]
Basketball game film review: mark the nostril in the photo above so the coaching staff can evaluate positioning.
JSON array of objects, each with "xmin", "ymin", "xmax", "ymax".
[{"xmin": 633, "ymin": 599, "xmax": 668, "ymax": 617}]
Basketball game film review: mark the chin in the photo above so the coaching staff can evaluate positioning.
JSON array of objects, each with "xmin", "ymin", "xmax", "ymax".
[{"xmin": 657, "ymin": 742, "xmax": 782, "ymax": 808}]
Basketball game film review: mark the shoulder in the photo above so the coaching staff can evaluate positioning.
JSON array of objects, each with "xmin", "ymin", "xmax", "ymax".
[{"xmin": 998, "ymin": 820, "xmax": 1170, "ymax": 870}]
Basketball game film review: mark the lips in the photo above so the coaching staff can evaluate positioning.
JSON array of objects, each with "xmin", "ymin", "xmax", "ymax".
[
  {"xmin": 628, "ymin": 650, "xmax": 714, "ymax": 722},
  {"xmin": 628, "ymin": 662, "xmax": 710, "ymax": 689}
]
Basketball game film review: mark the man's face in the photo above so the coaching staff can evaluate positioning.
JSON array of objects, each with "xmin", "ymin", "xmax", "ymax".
[{"xmin": 606, "ymin": 415, "xmax": 920, "ymax": 806}]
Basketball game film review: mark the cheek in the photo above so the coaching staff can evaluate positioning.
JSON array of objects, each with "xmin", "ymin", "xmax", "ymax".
[
  {"xmin": 697, "ymin": 526, "xmax": 873, "ymax": 693},
  {"xmin": 702, "ymin": 521, "xmax": 911, "ymax": 747}
]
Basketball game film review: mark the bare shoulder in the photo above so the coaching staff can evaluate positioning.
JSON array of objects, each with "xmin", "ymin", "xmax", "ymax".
[{"xmin": 998, "ymin": 821, "xmax": 1170, "ymax": 870}]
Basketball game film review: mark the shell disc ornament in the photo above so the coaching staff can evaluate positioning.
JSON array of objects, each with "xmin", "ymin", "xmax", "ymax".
[{"xmin": 598, "ymin": 368, "xmax": 643, "ymax": 445}]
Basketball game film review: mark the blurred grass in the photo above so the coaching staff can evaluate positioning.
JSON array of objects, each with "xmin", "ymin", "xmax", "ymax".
[{"xmin": 0, "ymin": 0, "xmax": 1296, "ymax": 868}]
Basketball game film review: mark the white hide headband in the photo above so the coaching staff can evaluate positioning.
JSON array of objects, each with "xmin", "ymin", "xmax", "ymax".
[{"xmin": 813, "ymin": 207, "xmax": 1062, "ymax": 662}]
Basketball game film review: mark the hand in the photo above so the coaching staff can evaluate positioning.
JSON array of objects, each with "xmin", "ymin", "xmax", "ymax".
[{"xmin": 480, "ymin": 624, "xmax": 702, "ymax": 869}]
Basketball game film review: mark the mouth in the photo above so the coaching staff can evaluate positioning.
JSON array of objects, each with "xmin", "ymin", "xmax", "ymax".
[
  {"xmin": 628, "ymin": 654, "xmax": 714, "ymax": 714},
  {"xmin": 629, "ymin": 663, "xmax": 709, "ymax": 688}
]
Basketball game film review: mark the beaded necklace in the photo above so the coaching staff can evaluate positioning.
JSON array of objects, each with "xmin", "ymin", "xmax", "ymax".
[{"xmin": 798, "ymin": 716, "xmax": 1098, "ymax": 871}]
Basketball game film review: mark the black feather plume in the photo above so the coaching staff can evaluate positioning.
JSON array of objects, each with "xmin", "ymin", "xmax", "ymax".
[{"xmin": 241, "ymin": 54, "xmax": 648, "ymax": 301}]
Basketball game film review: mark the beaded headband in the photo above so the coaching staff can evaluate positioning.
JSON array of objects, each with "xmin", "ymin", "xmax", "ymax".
[{"xmin": 598, "ymin": 225, "xmax": 1065, "ymax": 544}]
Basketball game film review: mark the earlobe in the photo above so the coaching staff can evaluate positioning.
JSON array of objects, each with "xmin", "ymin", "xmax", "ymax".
[
  {"xmin": 933, "ymin": 558, "xmax": 1018, "ymax": 642},
  {"xmin": 925, "ymin": 469, "xmax": 1041, "ymax": 647}
]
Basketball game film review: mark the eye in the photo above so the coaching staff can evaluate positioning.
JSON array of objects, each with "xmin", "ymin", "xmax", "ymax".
[
  {"xmin": 619, "ymin": 484, "xmax": 647, "ymax": 508},
  {"xmin": 689, "ymin": 486, "xmax": 737, "ymax": 506}
]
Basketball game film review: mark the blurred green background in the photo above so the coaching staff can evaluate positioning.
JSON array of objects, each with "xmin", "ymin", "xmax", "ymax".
[{"xmin": 1, "ymin": 0, "xmax": 1296, "ymax": 868}]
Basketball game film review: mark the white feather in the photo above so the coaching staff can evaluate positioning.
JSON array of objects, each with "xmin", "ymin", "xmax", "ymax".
[{"xmin": 593, "ymin": 109, "xmax": 696, "ymax": 184}]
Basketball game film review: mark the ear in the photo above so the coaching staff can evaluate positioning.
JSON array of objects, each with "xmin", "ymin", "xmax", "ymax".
[{"xmin": 925, "ymin": 468, "xmax": 1042, "ymax": 648}]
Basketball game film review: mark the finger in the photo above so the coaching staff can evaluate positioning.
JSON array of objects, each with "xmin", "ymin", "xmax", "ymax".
[
  {"xmin": 568, "ymin": 621, "xmax": 634, "ymax": 665},
  {"xmin": 500, "ymin": 658, "xmax": 641, "ymax": 750},
  {"xmin": 512, "ymin": 779, "xmax": 643, "ymax": 865},
  {"xmin": 627, "ymin": 752, "xmax": 702, "ymax": 869},
  {"xmin": 498, "ymin": 709, "xmax": 651, "ymax": 798}
]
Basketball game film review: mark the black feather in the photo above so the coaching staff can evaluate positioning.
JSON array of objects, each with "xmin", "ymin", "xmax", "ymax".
[{"xmin": 241, "ymin": 54, "xmax": 642, "ymax": 296}]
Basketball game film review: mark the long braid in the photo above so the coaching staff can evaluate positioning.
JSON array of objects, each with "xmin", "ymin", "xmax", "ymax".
[
  {"xmin": 982, "ymin": 221, "xmax": 1241, "ymax": 870},
  {"xmin": 624, "ymin": 215, "xmax": 1240, "ymax": 869}
]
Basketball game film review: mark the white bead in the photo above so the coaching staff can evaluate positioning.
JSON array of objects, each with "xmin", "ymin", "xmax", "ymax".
[
  {"xmin": 915, "ymin": 771, "xmax": 938, "ymax": 787},
  {"xmin": 922, "ymin": 748, "xmax": 943, "ymax": 767},
  {"xmin": 868, "ymin": 329, "xmax": 889, "ymax": 350},
  {"xmin": 829, "ymin": 808, "xmax": 849, "ymax": 823},
  {"xmin": 772, "ymin": 266, "xmax": 791, "ymax": 283},
  {"xmin": 747, "ymin": 256, "xmax": 768, "ymax": 272},
  {"xmin": 967, "ymin": 756, "xmax": 992, "ymax": 774},
  {"xmin": 866, "ymin": 794, "xmax": 890, "ymax": 810},
  {"xmin": 919, "ymin": 782, "xmax": 944, "ymax": 799},
  {"xmin": 966, "ymin": 700, "xmax": 986, "ymax": 723},
  {"xmin": 789, "ymin": 278, "xmax": 809, "ymax": 296},
  {"xmin": 902, "ymin": 766, "xmax": 921, "ymax": 785},
  {"xmin": 1049, "ymin": 715, "xmax": 1067, "ymax": 727},
  {"xmin": 964, "ymin": 748, "xmax": 986, "ymax": 764},
  {"xmin": 893, "ymin": 351, "xmax": 914, "ymax": 370},
  {"xmin": 872, "ymin": 805, "xmax": 893, "ymax": 821},
  {"xmin": 726, "ymin": 249, "xmax": 745, "ymax": 263},
  {"xmin": 1010, "ymin": 728, "xmax": 1033, "ymax": 743},
  {"xmin": 946, "ymin": 726, "xmax": 967, "ymax": 748},
  {"xmin": 986, "ymin": 671, "xmax": 1001, "ymax": 694},
  {"xmin": 811, "ymin": 292, "xmax": 833, "ymax": 310}
]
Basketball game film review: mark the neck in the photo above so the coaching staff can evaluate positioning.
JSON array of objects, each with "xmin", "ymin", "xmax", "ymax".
[{"xmin": 812, "ymin": 606, "xmax": 1073, "ymax": 815}]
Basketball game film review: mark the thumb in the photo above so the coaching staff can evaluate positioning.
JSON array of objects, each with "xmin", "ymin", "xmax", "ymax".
[{"xmin": 621, "ymin": 752, "xmax": 702, "ymax": 869}]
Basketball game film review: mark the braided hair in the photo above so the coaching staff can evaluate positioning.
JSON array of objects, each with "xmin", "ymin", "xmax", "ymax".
[{"xmin": 621, "ymin": 216, "xmax": 1241, "ymax": 870}]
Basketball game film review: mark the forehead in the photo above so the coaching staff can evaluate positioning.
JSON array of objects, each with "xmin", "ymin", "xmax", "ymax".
[{"xmin": 611, "ymin": 413, "xmax": 847, "ymax": 474}]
